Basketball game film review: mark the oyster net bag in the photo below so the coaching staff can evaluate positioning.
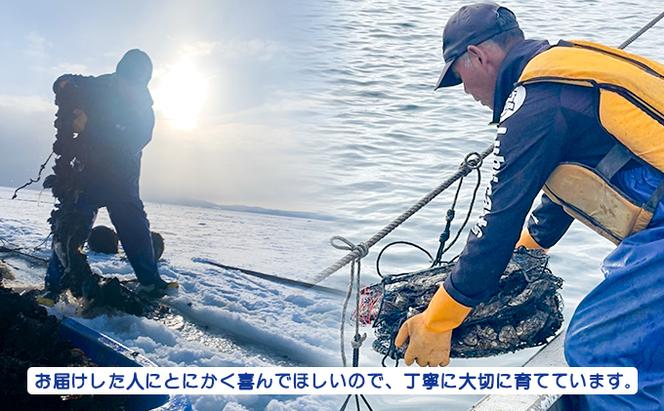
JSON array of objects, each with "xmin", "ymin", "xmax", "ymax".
[{"xmin": 359, "ymin": 248, "xmax": 564, "ymax": 359}]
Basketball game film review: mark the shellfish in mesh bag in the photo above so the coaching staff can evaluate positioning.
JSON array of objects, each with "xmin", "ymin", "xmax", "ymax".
[{"xmin": 358, "ymin": 248, "xmax": 564, "ymax": 359}]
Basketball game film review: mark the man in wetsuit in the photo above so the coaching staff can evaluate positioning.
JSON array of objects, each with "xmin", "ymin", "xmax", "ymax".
[
  {"xmin": 395, "ymin": 3, "xmax": 664, "ymax": 409},
  {"xmin": 43, "ymin": 50, "xmax": 173, "ymax": 301}
]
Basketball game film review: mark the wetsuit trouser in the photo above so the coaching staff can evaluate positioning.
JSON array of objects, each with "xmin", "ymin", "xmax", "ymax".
[
  {"xmin": 564, "ymin": 166, "xmax": 664, "ymax": 410},
  {"xmin": 45, "ymin": 185, "xmax": 160, "ymax": 291}
]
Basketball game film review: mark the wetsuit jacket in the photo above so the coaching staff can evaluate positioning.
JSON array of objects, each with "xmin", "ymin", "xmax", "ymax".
[
  {"xmin": 444, "ymin": 39, "xmax": 664, "ymax": 306},
  {"xmin": 79, "ymin": 73, "xmax": 155, "ymax": 195}
]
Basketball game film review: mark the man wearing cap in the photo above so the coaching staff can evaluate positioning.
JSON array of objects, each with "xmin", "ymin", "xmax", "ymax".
[
  {"xmin": 43, "ymin": 49, "xmax": 174, "ymax": 301},
  {"xmin": 395, "ymin": 3, "xmax": 664, "ymax": 409}
]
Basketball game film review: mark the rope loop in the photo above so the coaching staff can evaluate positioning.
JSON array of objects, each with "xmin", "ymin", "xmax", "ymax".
[
  {"xmin": 463, "ymin": 151, "xmax": 483, "ymax": 170},
  {"xmin": 351, "ymin": 332, "xmax": 367, "ymax": 349},
  {"xmin": 330, "ymin": 236, "xmax": 369, "ymax": 259}
]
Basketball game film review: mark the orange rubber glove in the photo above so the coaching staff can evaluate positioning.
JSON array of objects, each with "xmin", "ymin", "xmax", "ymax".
[
  {"xmin": 515, "ymin": 227, "xmax": 547, "ymax": 251},
  {"xmin": 395, "ymin": 286, "xmax": 471, "ymax": 366}
]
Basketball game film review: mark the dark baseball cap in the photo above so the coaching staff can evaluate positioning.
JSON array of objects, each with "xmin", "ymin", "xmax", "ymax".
[{"xmin": 435, "ymin": 2, "xmax": 519, "ymax": 90}]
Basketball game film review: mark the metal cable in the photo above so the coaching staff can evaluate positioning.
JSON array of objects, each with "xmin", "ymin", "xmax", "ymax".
[
  {"xmin": 619, "ymin": 11, "xmax": 664, "ymax": 49},
  {"xmin": 375, "ymin": 241, "xmax": 433, "ymax": 278}
]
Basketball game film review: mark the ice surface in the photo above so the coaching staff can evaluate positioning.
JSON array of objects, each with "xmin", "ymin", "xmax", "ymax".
[
  {"xmin": 1, "ymin": 185, "xmax": 500, "ymax": 410},
  {"xmin": 0, "ymin": 186, "xmax": 360, "ymax": 410}
]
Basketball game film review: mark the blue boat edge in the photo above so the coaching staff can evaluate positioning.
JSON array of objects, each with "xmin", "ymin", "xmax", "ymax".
[{"xmin": 59, "ymin": 316, "xmax": 193, "ymax": 411}]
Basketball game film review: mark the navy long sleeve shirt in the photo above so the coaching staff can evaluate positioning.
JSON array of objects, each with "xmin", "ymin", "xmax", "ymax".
[{"xmin": 443, "ymin": 39, "xmax": 622, "ymax": 306}]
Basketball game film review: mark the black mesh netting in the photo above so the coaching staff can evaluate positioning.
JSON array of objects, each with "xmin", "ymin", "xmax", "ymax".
[{"xmin": 358, "ymin": 248, "xmax": 564, "ymax": 359}]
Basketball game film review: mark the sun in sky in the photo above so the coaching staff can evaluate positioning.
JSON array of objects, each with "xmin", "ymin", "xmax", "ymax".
[{"xmin": 152, "ymin": 59, "xmax": 209, "ymax": 131}]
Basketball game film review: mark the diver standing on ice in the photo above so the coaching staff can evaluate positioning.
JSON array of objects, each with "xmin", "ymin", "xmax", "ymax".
[
  {"xmin": 40, "ymin": 49, "xmax": 176, "ymax": 307},
  {"xmin": 395, "ymin": 3, "xmax": 664, "ymax": 409}
]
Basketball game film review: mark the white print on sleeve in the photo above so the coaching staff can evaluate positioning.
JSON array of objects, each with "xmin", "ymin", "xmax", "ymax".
[
  {"xmin": 499, "ymin": 85, "xmax": 526, "ymax": 123},
  {"xmin": 471, "ymin": 129, "xmax": 506, "ymax": 238}
]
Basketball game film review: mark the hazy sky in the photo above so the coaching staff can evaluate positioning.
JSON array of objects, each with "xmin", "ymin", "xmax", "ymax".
[{"xmin": 0, "ymin": 1, "xmax": 330, "ymax": 211}]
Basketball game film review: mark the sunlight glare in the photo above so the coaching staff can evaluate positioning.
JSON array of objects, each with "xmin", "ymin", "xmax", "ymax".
[{"xmin": 153, "ymin": 60, "xmax": 208, "ymax": 131}]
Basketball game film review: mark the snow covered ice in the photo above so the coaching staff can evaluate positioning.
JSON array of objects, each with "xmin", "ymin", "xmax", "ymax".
[
  {"xmin": 1, "ymin": 186, "xmax": 491, "ymax": 410},
  {"xmin": 0, "ymin": 186, "xmax": 352, "ymax": 410}
]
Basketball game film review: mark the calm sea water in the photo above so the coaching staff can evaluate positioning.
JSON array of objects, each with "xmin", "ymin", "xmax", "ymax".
[{"xmin": 294, "ymin": 1, "xmax": 662, "ymax": 409}]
